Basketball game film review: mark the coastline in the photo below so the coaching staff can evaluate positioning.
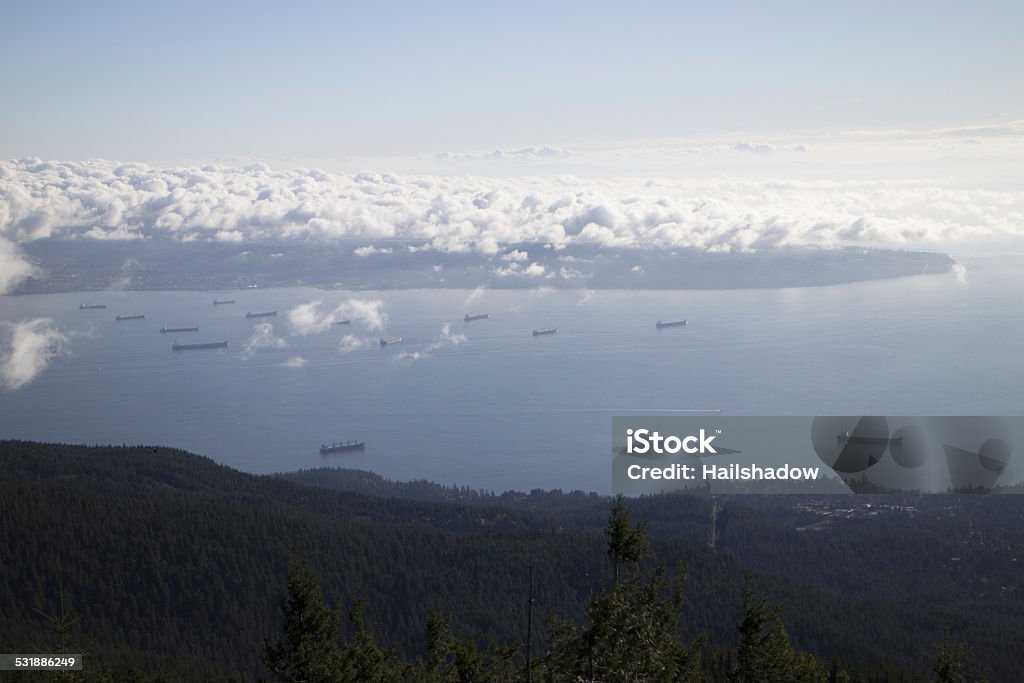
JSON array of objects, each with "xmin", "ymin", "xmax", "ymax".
[{"xmin": 11, "ymin": 240, "xmax": 955, "ymax": 296}]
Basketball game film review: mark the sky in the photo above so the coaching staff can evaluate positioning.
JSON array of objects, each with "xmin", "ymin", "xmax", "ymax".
[{"xmin": 1, "ymin": 1, "xmax": 1022, "ymax": 163}]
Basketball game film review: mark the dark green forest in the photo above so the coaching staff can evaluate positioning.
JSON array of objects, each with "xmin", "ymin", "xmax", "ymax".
[{"xmin": 1, "ymin": 440, "xmax": 1020, "ymax": 681}]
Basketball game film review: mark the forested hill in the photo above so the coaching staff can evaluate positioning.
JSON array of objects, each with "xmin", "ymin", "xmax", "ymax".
[{"xmin": 1, "ymin": 441, "xmax": 1021, "ymax": 681}]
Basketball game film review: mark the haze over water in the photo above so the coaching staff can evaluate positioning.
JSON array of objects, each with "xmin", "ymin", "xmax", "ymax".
[{"xmin": 1, "ymin": 255, "xmax": 1021, "ymax": 493}]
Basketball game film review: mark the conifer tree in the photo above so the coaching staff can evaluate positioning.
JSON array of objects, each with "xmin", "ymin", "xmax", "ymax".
[
  {"xmin": 338, "ymin": 598, "xmax": 395, "ymax": 682},
  {"xmin": 604, "ymin": 493, "xmax": 651, "ymax": 582},
  {"xmin": 729, "ymin": 580, "xmax": 829, "ymax": 683},
  {"xmin": 263, "ymin": 556, "xmax": 345, "ymax": 683},
  {"xmin": 541, "ymin": 497, "xmax": 701, "ymax": 682},
  {"xmin": 415, "ymin": 612, "xmax": 518, "ymax": 682},
  {"xmin": 927, "ymin": 628, "xmax": 983, "ymax": 683}
]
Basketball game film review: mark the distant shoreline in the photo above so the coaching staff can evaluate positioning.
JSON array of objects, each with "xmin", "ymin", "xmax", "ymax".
[
  {"xmin": 12, "ymin": 239, "xmax": 956, "ymax": 295},
  {"xmin": 7, "ymin": 271, "xmax": 955, "ymax": 297}
]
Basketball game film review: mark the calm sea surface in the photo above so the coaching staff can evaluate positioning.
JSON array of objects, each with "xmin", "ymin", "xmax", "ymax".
[{"xmin": 2, "ymin": 256, "xmax": 1021, "ymax": 492}]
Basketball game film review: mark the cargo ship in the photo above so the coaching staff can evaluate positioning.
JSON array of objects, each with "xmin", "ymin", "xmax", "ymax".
[
  {"xmin": 319, "ymin": 440, "xmax": 366, "ymax": 454},
  {"xmin": 79, "ymin": 304, "xmax": 106, "ymax": 310},
  {"xmin": 213, "ymin": 299, "xmax": 235, "ymax": 305},
  {"xmin": 379, "ymin": 337, "xmax": 402, "ymax": 346},
  {"xmin": 116, "ymin": 314, "xmax": 145, "ymax": 321},
  {"xmin": 464, "ymin": 313, "xmax": 489, "ymax": 322},
  {"xmin": 161, "ymin": 326, "xmax": 199, "ymax": 333},
  {"xmin": 172, "ymin": 340, "xmax": 229, "ymax": 351},
  {"xmin": 532, "ymin": 328, "xmax": 557, "ymax": 336},
  {"xmin": 246, "ymin": 311, "xmax": 277, "ymax": 318},
  {"xmin": 656, "ymin": 320, "xmax": 687, "ymax": 329},
  {"xmin": 331, "ymin": 320, "xmax": 351, "ymax": 326}
]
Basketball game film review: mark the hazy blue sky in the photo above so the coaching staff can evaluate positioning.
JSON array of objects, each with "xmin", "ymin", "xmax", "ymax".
[{"xmin": 2, "ymin": 0, "xmax": 1021, "ymax": 161}]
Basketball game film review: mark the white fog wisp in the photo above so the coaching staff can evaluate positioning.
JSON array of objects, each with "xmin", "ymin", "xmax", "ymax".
[
  {"xmin": 241, "ymin": 323, "xmax": 288, "ymax": 360},
  {"xmin": 0, "ymin": 318, "xmax": 68, "ymax": 390}
]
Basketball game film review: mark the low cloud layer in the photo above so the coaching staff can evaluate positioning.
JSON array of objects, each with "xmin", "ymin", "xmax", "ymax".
[
  {"xmin": 733, "ymin": 142, "xmax": 809, "ymax": 155},
  {"xmin": 435, "ymin": 146, "xmax": 576, "ymax": 162},
  {"xmin": 3, "ymin": 153, "xmax": 1024, "ymax": 295},
  {"xmin": 425, "ymin": 120, "xmax": 1023, "ymax": 176},
  {"xmin": 0, "ymin": 318, "xmax": 67, "ymax": 390}
]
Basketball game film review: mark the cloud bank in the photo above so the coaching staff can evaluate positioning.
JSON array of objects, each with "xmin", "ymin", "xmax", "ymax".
[
  {"xmin": 3, "ymin": 155, "xmax": 1024, "ymax": 295},
  {"xmin": 0, "ymin": 318, "xmax": 67, "ymax": 390}
]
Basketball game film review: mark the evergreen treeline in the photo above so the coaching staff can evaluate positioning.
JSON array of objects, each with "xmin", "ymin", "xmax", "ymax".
[
  {"xmin": 259, "ymin": 497, "xmax": 984, "ymax": 682},
  {"xmin": 0, "ymin": 441, "xmax": 1017, "ymax": 681}
]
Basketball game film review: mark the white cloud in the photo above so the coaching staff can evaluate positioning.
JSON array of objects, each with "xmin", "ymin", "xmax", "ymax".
[
  {"xmin": 501, "ymin": 249, "xmax": 529, "ymax": 262},
  {"xmin": 435, "ymin": 323, "xmax": 467, "ymax": 348},
  {"xmin": 392, "ymin": 323, "xmax": 467, "ymax": 364},
  {"xmin": 464, "ymin": 285, "xmax": 487, "ymax": 306},
  {"xmin": 109, "ymin": 258, "xmax": 141, "ymax": 290},
  {"xmin": 733, "ymin": 142, "xmax": 808, "ymax": 154},
  {"xmin": 951, "ymin": 263, "xmax": 969, "ymax": 285},
  {"xmin": 215, "ymin": 230, "xmax": 245, "ymax": 243},
  {"xmin": 288, "ymin": 298, "xmax": 387, "ymax": 335},
  {"xmin": 575, "ymin": 223, "xmax": 630, "ymax": 246},
  {"xmin": 354, "ymin": 245, "xmax": 393, "ymax": 257},
  {"xmin": 0, "ymin": 237, "xmax": 34, "ymax": 294},
  {"xmin": 0, "ymin": 318, "xmax": 67, "ymax": 390},
  {"xmin": 334, "ymin": 298, "xmax": 387, "ymax": 332},
  {"xmin": 523, "ymin": 262, "xmax": 546, "ymax": 277},
  {"xmin": 495, "ymin": 261, "xmax": 546, "ymax": 278},
  {"xmin": 493, "ymin": 264, "xmax": 516, "ymax": 277},
  {"xmin": 436, "ymin": 145, "xmax": 576, "ymax": 162},
  {"xmin": 338, "ymin": 334, "xmax": 376, "ymax": 354},
  {"xmin": 287, "ymin": 300, "xmax": 332, "ymax": 336},
  {"xmin": 528, "ymin": 286, "xmax": 555, "ymax": 299},
  {"xmin": 283, "ymin": 355, "xmax": 307, "ymax": 368},
  {"xmin": 241, "ymin": 322, "xmax": 288, "ymax": 359}
]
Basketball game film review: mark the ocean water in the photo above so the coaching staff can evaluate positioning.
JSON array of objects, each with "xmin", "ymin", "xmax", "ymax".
[{"xmin": 1, "ymin": 256, "xmax": 1022, "ymax": 492}]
